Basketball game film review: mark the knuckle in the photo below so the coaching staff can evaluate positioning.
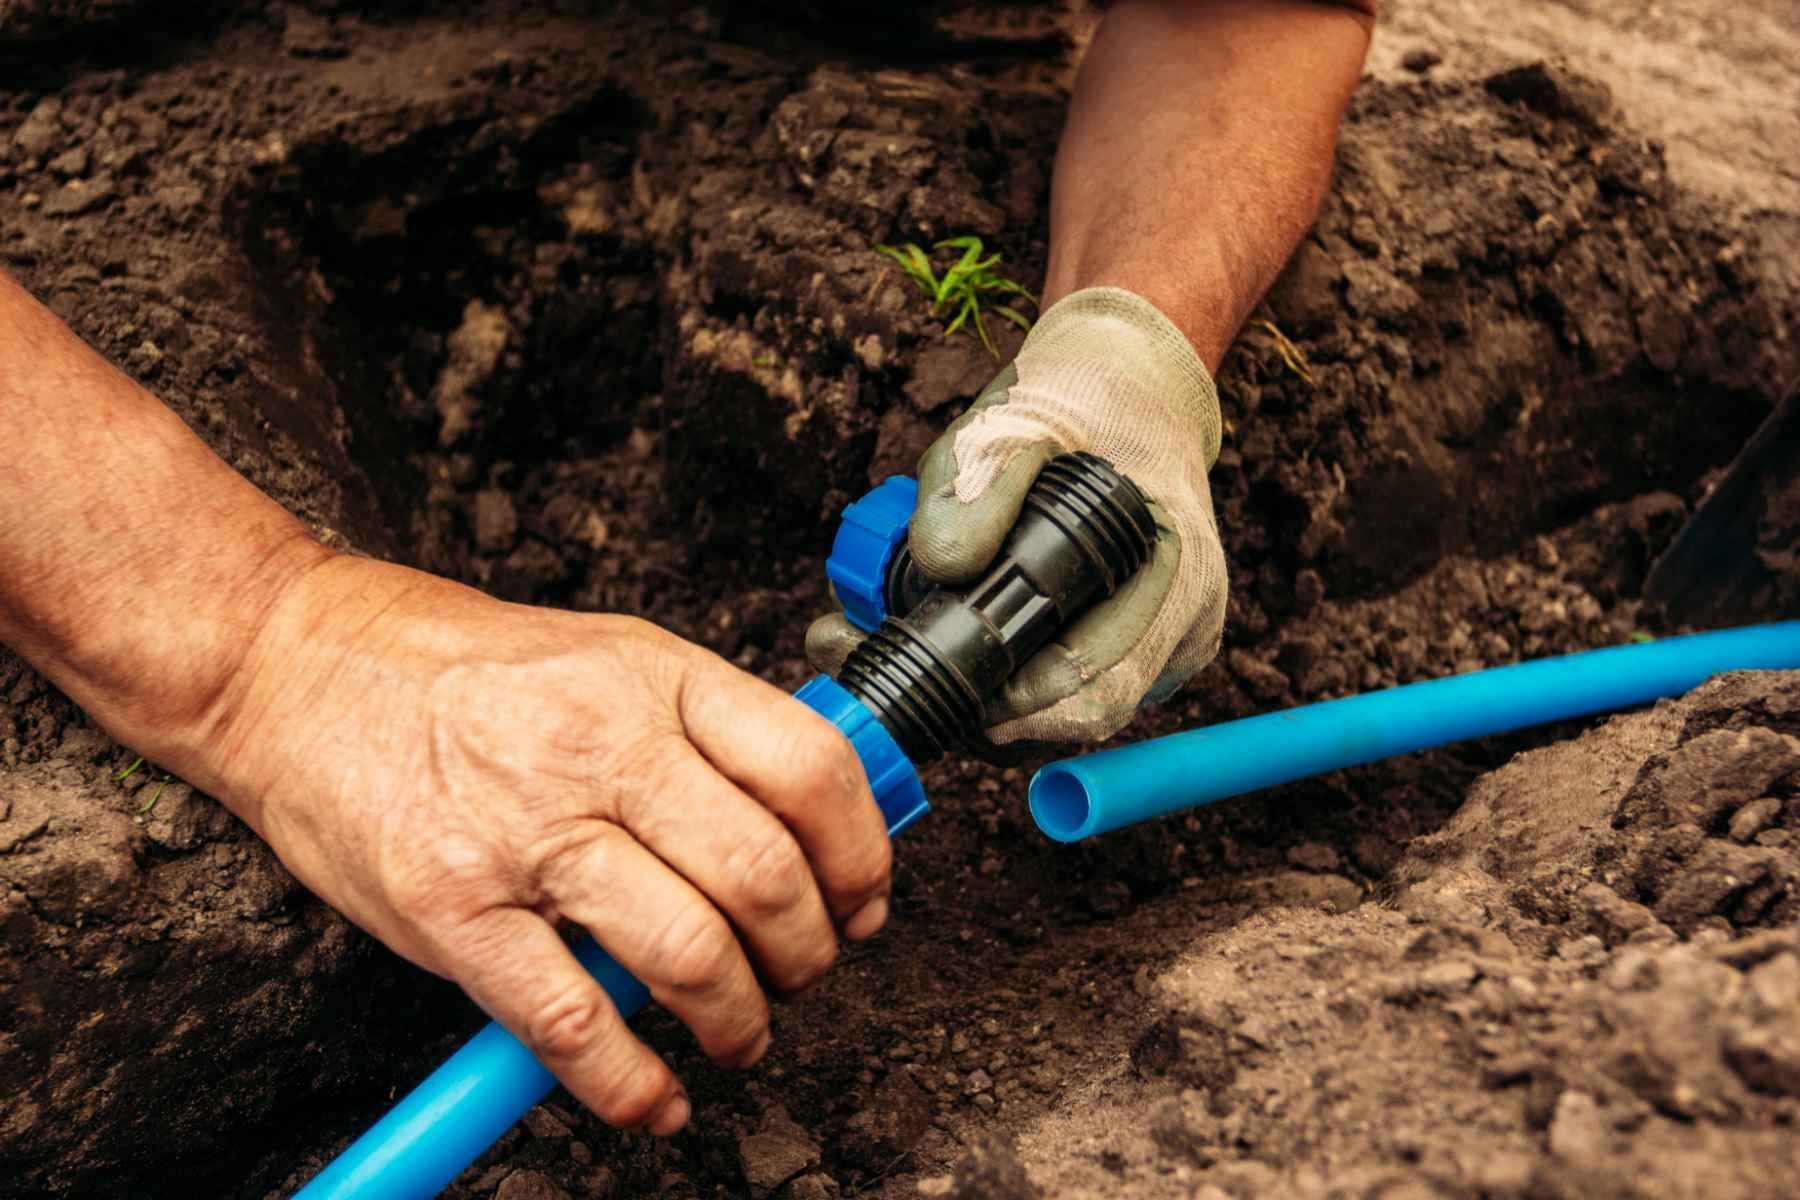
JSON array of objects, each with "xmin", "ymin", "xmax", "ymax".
[
  {"xmin": 531, "ymin": 822, "xmax": 617, "ymax": 898},
  {"xmin": 784, "ymin": 937, "xmax": 837, "ymax": 993},
  {"xmin": 790, "ymin": 721, "xmax": 862, "ymax": 800},
  {"xmin": 607, "ymin": 739, "xmax": 694, "ymax": 833},
  {"xmin": 386, "ymin": 833, "xmax": 501, "ymax": 920},
  {"xmin": 713, "ymin": 998, "xmax": 771, "ymax": 1065},
  {"xmin": 521, "ymin": 988, "xmax": 610, "ymax": 1063},
  {"xmin": 598, "ymin": 1064, "xmax": 672, "ymax": 1130},
  {"xmin": 596, "ymin": 619, "xmax": 691, "ymax": 713},
  {"xmin": 655, "ymin": 906, "xmax": 740, "ymax": 995},
  {"xmin": 766, "ymin": 928, "xmax": 837, "ymax": 996},
  {"xmin": 731, "ymin": 828, "xmax": 812, "ymax": 916},
  {"xmin": 841, "ymin": 835, "xmax": 893, "ymax": 901}
]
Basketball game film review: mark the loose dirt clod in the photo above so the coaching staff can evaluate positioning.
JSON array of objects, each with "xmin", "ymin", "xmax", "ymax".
[{"xmin": 738, "ymin": 1106, "xmax": 822, "ymax": 1199}]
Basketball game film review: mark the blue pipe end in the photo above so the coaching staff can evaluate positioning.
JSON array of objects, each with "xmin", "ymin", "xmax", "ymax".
[{"xmin": 1029, "ymin": 766, "xmax": 1095, "ymax": 843}]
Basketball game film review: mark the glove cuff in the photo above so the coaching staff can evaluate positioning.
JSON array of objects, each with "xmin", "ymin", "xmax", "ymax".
[{"xmin": 1017, "ymin": 287, "xmax": 1222, "ymax": 470}]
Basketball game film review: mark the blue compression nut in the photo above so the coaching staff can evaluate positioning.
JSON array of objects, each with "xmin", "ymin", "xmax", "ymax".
[
  {"xmin": 825, "ymin": 475, "xmax": 918, "ymax": 633},
  {"xmin": 795, "ymin": 675, "xmax": 930, "ymax": 833}
]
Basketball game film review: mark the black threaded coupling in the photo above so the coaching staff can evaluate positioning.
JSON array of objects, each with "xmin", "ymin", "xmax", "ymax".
[{"xmin": 837, "ymin": 451, "xmax": 1157, "ymax": 761}]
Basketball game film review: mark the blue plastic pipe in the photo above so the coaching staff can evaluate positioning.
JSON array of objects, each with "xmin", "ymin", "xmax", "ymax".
[
  {"xmin": 296, "ymin": 623, "xmax": 1800, "ymax": 1196},
  {"xmin": 1031, "ymin": 621, "xmax": 1800, "ymax": 842},
  {"xmin": 296, "ymin": 677, "xmax": 926, "ymax": 1200},
  {"xmin": 294, "ymin": 940, "xmax": 650, "ymax": 1200}
]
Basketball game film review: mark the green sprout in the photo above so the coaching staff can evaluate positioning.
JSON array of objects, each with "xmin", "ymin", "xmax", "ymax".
[
  {"xmin": 135, "ymin": 774, "xmax": 173, "ymax": 816},
  {"xmin": 115, "ymin": 756, "xmax": 171, "ymax": 815},
  {"xmin": 875, "ymin": 236, "xmax": 1037, "ymax": 358}
]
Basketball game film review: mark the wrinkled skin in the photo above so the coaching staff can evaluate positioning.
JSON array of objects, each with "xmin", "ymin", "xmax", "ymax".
[{"xmin": 209, "ymin": 557, "xmax": 895, "ymax": 1134}]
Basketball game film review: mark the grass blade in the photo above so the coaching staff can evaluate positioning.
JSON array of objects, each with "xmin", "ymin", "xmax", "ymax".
[
  {"xmin": 973, "ymin": 306, "xmax": 996, "ymax": 357},
  {"xmin": 994, "ymin": 304, "xmax": 1033, "ymax": 332},
  {"xmin": 943, "ymin": 296, "xmax": 974, "ymax": 337}
]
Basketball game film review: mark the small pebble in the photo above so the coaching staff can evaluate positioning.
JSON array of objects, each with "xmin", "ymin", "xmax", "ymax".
[
  {"xmin": 1730, "ymin": 798, "xmax": 1781, "ymax": 843},
  {"xmin": 1402, "ymin": 47, "xmax": 1443, "ymax": 73}
]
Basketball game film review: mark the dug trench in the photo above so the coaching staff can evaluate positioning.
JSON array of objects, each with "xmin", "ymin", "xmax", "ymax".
[{"xmin": 1, "ymin": 5, "xmax": 1798, "ymax": 1199}]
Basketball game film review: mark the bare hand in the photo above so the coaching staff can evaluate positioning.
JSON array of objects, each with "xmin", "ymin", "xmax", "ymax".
[{"xmin": 203, "ymin": 556, "xmax": 892, "ymax": 1135}]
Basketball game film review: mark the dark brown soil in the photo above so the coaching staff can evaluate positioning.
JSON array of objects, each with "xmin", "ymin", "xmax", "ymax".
[{"xmin": 1, "ymin": 4, "xmax": 1796, "ymax": 1199}]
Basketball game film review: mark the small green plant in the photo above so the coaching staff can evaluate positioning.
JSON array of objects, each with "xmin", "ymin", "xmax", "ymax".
[
  {"xmin": 875, "ymin": 236, "xmax": 1036, "ymax": 357},
  {"xmin": 136, "ymin": 775, "xmax": 172, "ymax": 816},
  {"xmin": 114, "ymin": 755, "xmax": 171, "ymax": 815}
]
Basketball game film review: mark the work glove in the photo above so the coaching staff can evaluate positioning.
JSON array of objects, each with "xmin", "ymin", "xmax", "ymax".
[{"xmin": 808, "ymin": 286, "xmax": 1228, "ymax": 744}]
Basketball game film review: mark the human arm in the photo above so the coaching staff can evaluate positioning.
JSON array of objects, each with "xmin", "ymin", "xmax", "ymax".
[
  {"xmin": 0, "ymin": 270, "xmax": 892, "ymax": 1134},
  {"xmin": 810, "ymin": 0, "xmax": 1377, "ymax": 741},
  {"xmin": 1044, "ymin": 0, "xmax": 1377, "ymax": 366}
]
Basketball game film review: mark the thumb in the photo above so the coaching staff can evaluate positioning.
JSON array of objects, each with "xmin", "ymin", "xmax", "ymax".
[
  {"xmin": 910, "ymin": 439, "xmax": 1056, "ymax": 584},
  {"xmin": 804, "ymin": 613, "xmax": 866, "ymax": 677}
]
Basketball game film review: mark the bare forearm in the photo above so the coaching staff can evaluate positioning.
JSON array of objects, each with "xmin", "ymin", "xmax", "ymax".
[
  {"xmin": 0, "ymin": 271, "xmax": 327, "ymax": 768},
  {"xmin": 1046, "ymin": 0, "xmax": 1375, "ymax": 369},
  {"xmin": 0, "ymin": 281, "xmax": 901, "ymax": 1132}
]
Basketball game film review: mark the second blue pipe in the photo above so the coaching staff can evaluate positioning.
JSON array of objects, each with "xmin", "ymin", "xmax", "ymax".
[{"xmin": 1030, "ymin": 621, "xmax": 1800, "ymax": 842}]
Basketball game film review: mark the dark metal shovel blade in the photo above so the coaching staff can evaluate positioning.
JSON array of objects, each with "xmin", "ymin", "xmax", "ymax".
[{"xmin": 1645, "ymin": 378, "xmax": 1800, "ymax": 626}]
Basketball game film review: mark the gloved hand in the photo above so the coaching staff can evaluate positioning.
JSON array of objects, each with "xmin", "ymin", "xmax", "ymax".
[{"xmin": 809, "ymin": 286, "xmax": 1228, "ymax": 744}]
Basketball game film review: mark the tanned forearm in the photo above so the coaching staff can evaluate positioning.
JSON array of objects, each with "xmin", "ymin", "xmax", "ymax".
[
  {"xmin": 0, "ymin": 271, "xmax": 902, "ymax": 1134},
  {"xmin": 0, "ymin": 271, "xmax": 327, "ymax": 777},
  {"xmin": 1046, "ymin": 0, "xmax": 1377, "ymax": 369}
]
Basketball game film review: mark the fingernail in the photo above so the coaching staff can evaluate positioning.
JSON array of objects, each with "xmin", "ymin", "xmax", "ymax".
[
  {"xmin": 650, "ymin": 1094, "xmax": 690, "ymax": 1137},
  {"xmin": 844, "ymin": 896, "xmax": 889, "ymax": 941}
]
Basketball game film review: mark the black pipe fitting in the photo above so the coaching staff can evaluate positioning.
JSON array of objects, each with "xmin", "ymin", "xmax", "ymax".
[{"xmin": 837, "ymin": 451, "xmax": 1156, "ymax": 761}]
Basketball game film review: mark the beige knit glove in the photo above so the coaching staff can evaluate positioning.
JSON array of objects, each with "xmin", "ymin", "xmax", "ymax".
[{"xmin": 808, "ymin": 287, "xmax": 1228, "ymax": 744}]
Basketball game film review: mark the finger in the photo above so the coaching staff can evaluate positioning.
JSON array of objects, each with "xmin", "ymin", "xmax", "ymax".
[
  {"xmin": 911, "ymin": 439, "xmax": 1056, "ymax": 584},
  {"xmin": 541, "ymin": 822, "xmax": 774, "ymax": 1069},
  {"xmin": 1141, "ymin": 618, "xmax": 1224, "ymax": 709},
  {"xmin": 988, "ymin": 514, "xmax": 1182, "ymax": 727},
  {"xmin": 1143, "ymin": 662, "xmax": 1194, "ymax": 706},
  {"xmin": 613, "ymin": 747, "xmax": 843, "ymax": 997},
  {"xmin": 804, "ymin": 613, "xmax": 864, "ymax": 677},
  {"xmin": 430, "ymin": 905, "xmax": 689, "ymax": 1135},
  {"xmin": 1145, "ymin": 525, "xmax": 1230, "ymax": 702},
  {"xmin": 677, "ymin": 652, "xmax": 892, "ymax": 937}
]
